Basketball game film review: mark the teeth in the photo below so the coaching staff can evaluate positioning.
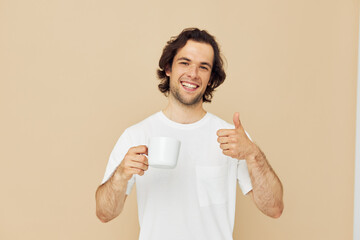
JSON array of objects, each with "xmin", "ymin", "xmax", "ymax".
[{"xmin": 181, "ymin": 82, "xmax": 197, "ymax": 89}]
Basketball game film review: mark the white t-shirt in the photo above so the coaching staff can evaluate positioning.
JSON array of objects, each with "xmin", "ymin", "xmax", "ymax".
[{"xmin": 102, "ymin": 111, "xmax": 253, "ymax": 240}]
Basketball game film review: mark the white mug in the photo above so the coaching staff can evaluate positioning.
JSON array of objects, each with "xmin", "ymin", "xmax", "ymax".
[{"xmin": 148, "ymin": 137, "xmax": 181, "ymax": 169}]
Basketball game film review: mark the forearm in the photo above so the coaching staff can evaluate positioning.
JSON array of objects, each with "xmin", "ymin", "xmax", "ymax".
[
  {"xmin": 96, "ymin": 169, "xmax": 128, "ymax": 223},
  {"xmin": 246, "ymin": 146, "xmax": 283, "ymax": 218}
]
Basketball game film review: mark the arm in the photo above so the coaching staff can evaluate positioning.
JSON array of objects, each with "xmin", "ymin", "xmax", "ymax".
[
  {"xmin": 217, "ymin": 112, "xmax": 284, "ymax": 218},
  {"xmin": 95, "ymin": 145, "xmax": 149, "ymax": 223},
  {"xmin": 245, "ymin": 145, "xmax": 283, "ymax": 218},
  {"xmin": 95, "ymin": 169, "xmax": 129, "ymax": 223}
]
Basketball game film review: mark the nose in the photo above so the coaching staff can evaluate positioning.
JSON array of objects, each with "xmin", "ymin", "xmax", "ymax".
[{"xmin": 186, "ymin": 64, "xmax": 198, "ymax": 79}]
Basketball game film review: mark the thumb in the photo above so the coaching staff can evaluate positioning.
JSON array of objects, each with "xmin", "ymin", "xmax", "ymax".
[{"xmin": 233, "ymin": 112, "xmax": 242, "ymax": 129}]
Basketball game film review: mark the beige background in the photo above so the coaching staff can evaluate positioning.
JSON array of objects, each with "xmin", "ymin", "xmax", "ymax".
[{"xmin": 0, "ymin": 0, "xmax": 358, "ymax": 239}]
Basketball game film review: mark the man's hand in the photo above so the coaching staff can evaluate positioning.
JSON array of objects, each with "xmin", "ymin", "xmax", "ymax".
[
  {"xmin": 216, "ymin": 112, "xmax": 258, "ymax": 160},
  {"xmin": 96, "ymin": 145, "xmax": 148, "ymax": 223},
  {"xmin": 116, "ymin": 145, "xmax": 149, "ymax": 181},
  {"xmin": 217, "ymin": 113, "xmax": 284, "ymax": 218}
]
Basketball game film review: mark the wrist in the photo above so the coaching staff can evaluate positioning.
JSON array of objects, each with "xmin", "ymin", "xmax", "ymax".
[
  {"xmin": 110, "ymin": 168, "xmax": 129, "ymax": 188},
  {"xmin": 245, "ymin": 144, "xmax": 262, "ymax": 163}
]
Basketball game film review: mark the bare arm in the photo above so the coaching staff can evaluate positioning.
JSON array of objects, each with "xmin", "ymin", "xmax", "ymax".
[
  {"xmin": 95, "ymin": 145, "xmax": 149, "ymax": 223},
  {"xmin": 95, "ymin": 169, "xmax": 129, "ymax": 222},
  {"xmin": 217, "ymin": 112, "xmax": 284, "ymax": 218},
  {"xmin": 245, "ymin": 146, "xmax": 283, "ymax": 218}
]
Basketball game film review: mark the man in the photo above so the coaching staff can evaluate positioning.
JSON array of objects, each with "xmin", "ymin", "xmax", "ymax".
[{"xmin": 96, "ymin": 28, "xmax": 283, "ymax": 239}]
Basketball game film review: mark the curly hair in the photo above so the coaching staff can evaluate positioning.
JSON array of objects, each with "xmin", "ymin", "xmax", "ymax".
[{"xmin": 157, "ymin": 28, "xmax": 226, "ymax": 103}]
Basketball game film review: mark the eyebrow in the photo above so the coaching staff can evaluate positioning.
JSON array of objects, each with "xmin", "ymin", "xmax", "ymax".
[{"xmin": 177, "ymin": 57, "xmax": 213, "ymax": 69}]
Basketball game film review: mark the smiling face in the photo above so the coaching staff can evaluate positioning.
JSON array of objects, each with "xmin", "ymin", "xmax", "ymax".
[{"xmin": 166, "ymin": 40, "xmax": 214, "ymax": 107}]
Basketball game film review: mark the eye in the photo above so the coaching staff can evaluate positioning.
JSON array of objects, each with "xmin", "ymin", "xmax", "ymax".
[
  {"xmin": 180, "ymin": 62, "xmax": 189, "ymax": 66},
  {"xmin": 200, "ymin": 66, "xmax": 209, "ymax": 71}
]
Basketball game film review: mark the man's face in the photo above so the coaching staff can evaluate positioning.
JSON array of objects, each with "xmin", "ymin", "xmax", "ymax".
[{"xmin": 166, "ymin": 40, "xmax": 214, "ymax": 106}]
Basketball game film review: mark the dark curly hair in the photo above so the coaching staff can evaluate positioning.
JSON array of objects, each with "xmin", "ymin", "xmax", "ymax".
[{"xmin": 157, "ymin": 28, "xmax": 226, "ymax": 103}]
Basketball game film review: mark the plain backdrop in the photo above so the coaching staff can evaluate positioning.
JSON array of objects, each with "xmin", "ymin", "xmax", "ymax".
[{"xmin": 0, "ymin": 0, "xmax": 358, "ymax": 239}]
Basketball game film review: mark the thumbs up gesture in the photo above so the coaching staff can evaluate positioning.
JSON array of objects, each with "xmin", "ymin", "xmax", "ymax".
[{"xmin": 216, "ymin": 112, "xmax": 257, "ymax": 160}]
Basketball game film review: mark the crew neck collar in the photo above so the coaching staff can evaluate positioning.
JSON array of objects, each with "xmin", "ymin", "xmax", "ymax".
[{"xmin": 157, "ymin": 111, "xmax": 210, "ymax": 129}]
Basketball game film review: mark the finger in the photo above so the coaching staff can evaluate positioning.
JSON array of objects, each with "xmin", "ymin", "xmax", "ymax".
[
  {"xmin": 217, "ymin": 136, "xmax": 233, "ymax": 144},
  {"xmin": 128, "ymin": 168, "xmax": 145, "ymax": 176},
  {"xmin": 123, "ymin": 154, "xmax": 148, "ymax": 168},
  {"xmin": 137, "ymin": 170, "xmax": 145, "ymax": 176},
  {"xmin": 219, "ymin": 143, "xmax": 231, "ymax": 150},
  {"xmin": 222, "ymin": 149, "xmax": 233, "ymax": 157},
  {"xmin": 132, "ymin": 154, "xmax": 149, "ymax": 165},
  {"xmin": 217, "ymin": 129, "xmax": 236, "ymax": 137},
  {"xmin": 233, "ymin": 112, "xmax": 242, "ymax": 129},
  {"xmin": 121, "ymin": 166, "xmax": 145, "ymax": 178},
  {"xmin": 129, "ymin": 161, "xmax": 149, "ymax": 171},
  {"xmin": 129, "ymin": 145, "xmax": 148, "ymax": 154}
]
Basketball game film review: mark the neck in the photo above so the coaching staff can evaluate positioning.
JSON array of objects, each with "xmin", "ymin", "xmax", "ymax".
[{"xmin": 163, "ymin": 96, "xmax": 206, "ymax": 124}]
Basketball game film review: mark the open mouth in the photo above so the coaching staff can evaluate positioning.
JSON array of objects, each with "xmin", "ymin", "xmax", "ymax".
[{"xmin": 181, "ymin": 81, "xmax": 199, "ymax": 91}]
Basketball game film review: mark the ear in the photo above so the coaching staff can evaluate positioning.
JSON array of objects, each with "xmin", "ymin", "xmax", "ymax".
[{"xmin": 165, "ymin": 64, "xmax": 171, "ymax": 77}]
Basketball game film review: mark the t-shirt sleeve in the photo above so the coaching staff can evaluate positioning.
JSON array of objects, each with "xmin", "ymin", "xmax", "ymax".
[
  {"xmin": 237, "ymin": 160, "xmax": 253, "ymax": 195},
  {"xmin": 237, "ymin": 130, "xmax": 253, "ymax": 195},
  {"xmin": 101, "ymin": 129, "xmax": 135, "ymax": 195}
]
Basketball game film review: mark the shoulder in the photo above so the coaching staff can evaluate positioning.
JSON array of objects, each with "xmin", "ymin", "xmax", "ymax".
[
  {"xmin": 207, "ymin": 112, "xmax": 234, "ymax": 129},
  {"xmin": 113, "ymin": 112, "xmax": 160, "ymax": 146},
  {"xmin": 124, "ymin": 112, "xmax": 160, "ymax": 134}
]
